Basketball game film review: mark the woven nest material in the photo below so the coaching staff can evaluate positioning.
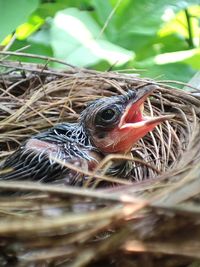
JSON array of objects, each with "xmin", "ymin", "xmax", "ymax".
[{"xmin": 0, "ymin": 52, "xmax": 200, "ymax": 267}]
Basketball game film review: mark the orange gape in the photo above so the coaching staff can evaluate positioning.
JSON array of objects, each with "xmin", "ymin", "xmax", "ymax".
[{"xmin": 89, "ymin": 86, "xmax": 173, "ymax": 154}]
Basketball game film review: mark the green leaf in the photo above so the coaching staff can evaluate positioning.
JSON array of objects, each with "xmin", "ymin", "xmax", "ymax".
[
  {"xmin": 10, "ymin": 39, "xmax": 53, "ymax": 64},
  {"xmin": 35, "ymin": 3, "xmax": 69, "ymax": 18},
  {"xmin": 90, "ymin": 0, "xmax": 118, "ymax": 41},
  {"xmin": 115, "ymin": 0, "xmax": 175, "ymax": 35},
  {"xmin": 0, "ymin": 0, "xmax": 39, "ymax": 42},
  {"xmin": 50, "ymin": 8, "xmax": 133, "ymax": 67},
  {"xmin": 127, "ymin": 33, "xmax": 188, "ymax": 62},
  {"xmin": 115, "ymin": 0, "xmax": 198, "ymax": 34},
  {"xmin": 159, "ymin": 5, "xmax": 200, "ymax": 48},
  {"xmin": 110, "ymin": 0, "xmax": 197, "ymax": 53},
  {"xmin": 35, "ymin": 0, "xmax": 94, "ymax": 19},
  {"xmin": 91, "ymin": 0, "xmax": 112, "ymax": 26},
  {"xmin": 154, "ymin": 34, "xmax": 188, "ymax": 54},
  {"xmin": 141, "ymin": 63, "xmax": 196, "ymax": 83},
  {"xmin": 28, "ymin": 23, "xmax": 52, "ymax": 46},
  {"xmin": 153, "ymin": 49, "xmax": 198, "ymax": 64},
  {"xmin": 183, "ymin": 49, "xmax": 200, "ymax": 69}
]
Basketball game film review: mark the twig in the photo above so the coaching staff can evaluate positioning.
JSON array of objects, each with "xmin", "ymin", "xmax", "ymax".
[
  {"xmin": 0, "ymin": 181, "xmax": 144, "ymax": 204},
  {"xmin": 184, "ymin": 8, "xmax": 194, "ymax": 48},
  {"xmin": 98, "ymin": 0, "xmax": 123, "ymax": 38},
  {"xmin": 2, "ymin": 33, "xmax": 17, "ymax": 52}
]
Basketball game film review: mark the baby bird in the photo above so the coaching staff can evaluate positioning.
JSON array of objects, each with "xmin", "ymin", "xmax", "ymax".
[{"xmin": 0, "ymin": 85, "xmax": 172, "ymax": 185}]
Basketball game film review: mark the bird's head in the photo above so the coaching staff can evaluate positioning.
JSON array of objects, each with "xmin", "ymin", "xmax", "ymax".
[{"xmin": 80, "ymin": 85, "xmax": 173, "ymax": 154}]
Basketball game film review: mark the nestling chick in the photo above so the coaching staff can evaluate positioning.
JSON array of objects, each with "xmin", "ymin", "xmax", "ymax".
[{"xmin": 0, "ymin": 85, "xmax": 172, "ymax": 185}]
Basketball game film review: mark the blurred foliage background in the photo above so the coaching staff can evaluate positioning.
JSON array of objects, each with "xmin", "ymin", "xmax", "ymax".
[{"xmin": 0, "ymin": 0, "xmax": 200, "ymax": 82}]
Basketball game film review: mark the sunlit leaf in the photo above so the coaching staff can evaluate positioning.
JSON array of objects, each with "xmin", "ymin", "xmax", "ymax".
[
  {"xmin": 154, "ymin": 49, "xmax": 199, "ymax": 65},
  {"xmin": 0, "ymin": 0, "xmax": 39, "ymax": 42},
  {"xmin": 16, "ymin": 16, "xmax": 44, "ymax": 40},
  {"xmin": 159, "ymin": 5, "xmax": 200, "ymax": 41},
  {"xmin": 184, "ymin": 50, "xmax": 200, "ymax": 69},
  {"xmin": 50, "ymin": 8, "xmax": 133, "ymax": 67}
]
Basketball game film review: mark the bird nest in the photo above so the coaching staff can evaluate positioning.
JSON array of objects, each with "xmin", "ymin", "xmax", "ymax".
[{"xmin": 0, "ymin": 52, "xmax": 200, "ymax": 267}]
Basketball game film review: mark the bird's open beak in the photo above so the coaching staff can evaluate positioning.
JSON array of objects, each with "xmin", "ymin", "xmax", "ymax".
[
  {"xmin": 119, "ymin": 85, "xmax": 173, "ymax": 130},
  {"xmin": 104, "ymin": 85, "xmax": 174, "ymax": 153}
]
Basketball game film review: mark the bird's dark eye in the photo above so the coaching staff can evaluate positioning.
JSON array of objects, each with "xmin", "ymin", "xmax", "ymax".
[
  {"xmin": 101, "ymin": 109, "xmax": 115, "ymax": 121},
  {"xmin": 95, "ymin": 106, "xmax": 121, "ymax": 127}
]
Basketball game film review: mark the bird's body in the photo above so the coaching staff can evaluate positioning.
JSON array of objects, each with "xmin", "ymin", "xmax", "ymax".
[
  {"xmin": 1, "ymin": 123, "xmax": 100, "ymax": 185},
  {"xmin": 0, "ymin": 85, "xmax": 173, "ymax": 186}
]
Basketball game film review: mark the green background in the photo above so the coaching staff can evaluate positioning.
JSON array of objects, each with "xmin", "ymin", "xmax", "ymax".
[{"xmin": 0, "ymin": 0, "xmax": 200, "ymax": 83}]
